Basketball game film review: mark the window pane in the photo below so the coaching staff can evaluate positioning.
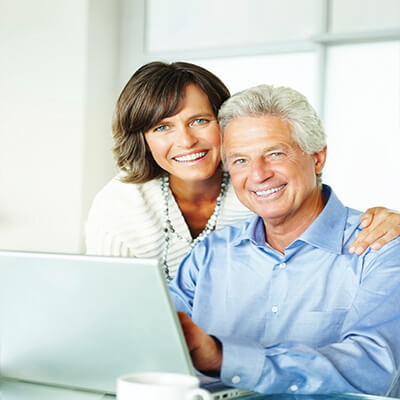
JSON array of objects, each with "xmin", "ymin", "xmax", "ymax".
[
  {"xmin": 324, "ymin": 41, "xmax": 400, "ymax": 210},
  {"xmin": 195, "ymin": 52, "xmax": 318, "ymax": 109},
  {"xmin": 146, "ymin": 0, "xmax": 322, "ymax": 52},
  {"xmin": 331, "ymin": 0, "xmax": 400, "ymax": 33}
]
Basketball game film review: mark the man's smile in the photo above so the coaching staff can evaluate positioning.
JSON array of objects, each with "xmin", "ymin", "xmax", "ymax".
[{"xmin": 254, "ymin": 184, "xmax": 287, "ymax": 197}]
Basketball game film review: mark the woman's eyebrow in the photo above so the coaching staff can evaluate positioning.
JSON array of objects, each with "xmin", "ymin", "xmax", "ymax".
[{"xmin": 157, "ymin": 112, "xmax": 215, "ymax": 124}]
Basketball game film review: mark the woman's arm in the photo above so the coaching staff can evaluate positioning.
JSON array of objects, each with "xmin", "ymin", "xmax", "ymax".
[{"xmin": 349, "ymin": 207, "xmax": 400, "ymax": 254}]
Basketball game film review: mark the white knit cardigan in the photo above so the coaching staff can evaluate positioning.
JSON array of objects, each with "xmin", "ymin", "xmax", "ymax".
[{"xmin": 85, "ymin": 176, "xmax": 253, "ymax": 278}]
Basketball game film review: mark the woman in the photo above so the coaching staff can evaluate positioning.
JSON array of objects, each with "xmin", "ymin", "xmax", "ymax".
[{"xmin": 86, "ymin": 61, "xmax": 400, "ymax": 280}]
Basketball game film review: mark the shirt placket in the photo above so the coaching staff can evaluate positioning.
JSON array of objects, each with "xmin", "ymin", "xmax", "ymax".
[{"xmin": 263, "ymin": 256, "xmax": 289, "ymax": 341}]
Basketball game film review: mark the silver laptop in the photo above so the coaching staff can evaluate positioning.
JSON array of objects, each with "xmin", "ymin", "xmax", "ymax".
[{"xmin": 0, "ymin": 250, "xmax": 255, "ymax": 399}]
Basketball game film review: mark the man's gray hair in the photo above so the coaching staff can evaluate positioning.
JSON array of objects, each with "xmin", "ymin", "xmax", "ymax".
[{"xmin": 218, "ymin": 84, "xmax": 327, "ymax": 184}]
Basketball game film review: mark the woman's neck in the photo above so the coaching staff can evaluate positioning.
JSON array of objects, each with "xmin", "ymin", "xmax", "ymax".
[
  {"xmin": 168, "ymin": 169, "xmax": 225, "ymax": 238},
  {"xmin": 169, "ymin": 169, "xmax": 224, "ymax": 205}
]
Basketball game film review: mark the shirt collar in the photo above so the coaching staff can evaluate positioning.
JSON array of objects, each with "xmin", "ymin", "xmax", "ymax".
[
  {"xmin": 233, "ymin": 185, "xmax": 347, "ymax": 255},
  {"xmin": 293, "ymin": 185, "xmax": 347, "ymax": 254},
  {"xmin": 232, "ymin": 215, "xmax": 264, "ymax": 247}
]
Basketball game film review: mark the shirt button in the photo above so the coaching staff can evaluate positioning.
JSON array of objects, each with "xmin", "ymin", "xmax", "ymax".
[
  {"xmin": 232, "ymin": 376, "xmax": 241, "ymax": 384},
  {"xmin": 290, "ymin": 385, "xmax": 299, "ymax": 392},
  {"xmin": 279, "ymin": 263, "xmax": 286, "ymax": 269},
  {"xmin": 271, "ymin": 306, "xmax": 279, "ymax": 313}
]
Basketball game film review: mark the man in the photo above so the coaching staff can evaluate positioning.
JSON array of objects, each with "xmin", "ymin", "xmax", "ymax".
[{"xmin": 169, "ymin": 84, "xmax": 400, "ymax": 395}]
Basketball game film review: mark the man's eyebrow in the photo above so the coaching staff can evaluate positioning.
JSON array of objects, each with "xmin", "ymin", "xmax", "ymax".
[
  {"xmin": 264, "ymin": 144, "xmax": 290, "ymax": 152},
  {"xmin": 226, "ymin": 144, "xmax": 289, "ymax": 159},
  {"xmin": 225, "ymin": 151, "xmax": 244, "ymax": 160}
]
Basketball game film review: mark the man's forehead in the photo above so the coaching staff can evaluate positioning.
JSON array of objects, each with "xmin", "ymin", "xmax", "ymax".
[
  {"xmin": 224, "ymin": 114, "xmax": 291, "ymax": 136},
  {"xmin": 223, "ymin": 116, "xmax": 295, "ymax": 147}
]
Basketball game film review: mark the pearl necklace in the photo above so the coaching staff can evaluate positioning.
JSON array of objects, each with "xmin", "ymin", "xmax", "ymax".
[{"xmin": 160, "ymin": 171, "xmax": 230, "ymax": 282}]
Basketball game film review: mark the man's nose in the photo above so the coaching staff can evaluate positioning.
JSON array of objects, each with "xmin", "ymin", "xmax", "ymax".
[
  {"xmin": 176, "ymin": 126, "xmax": 198, "ymax": 148},
  {"xmin": 249, "ymin": 159, "xmax": 274, "ymax": 182}
]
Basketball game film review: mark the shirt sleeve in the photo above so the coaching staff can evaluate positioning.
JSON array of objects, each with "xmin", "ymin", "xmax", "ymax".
[
  {"xmin": 218, "ymin": 243, "xmax": 400, "ymax": 395},
  {"xmin": 168, "ymin": 251, "xmax": 199, "ymax": 317}
]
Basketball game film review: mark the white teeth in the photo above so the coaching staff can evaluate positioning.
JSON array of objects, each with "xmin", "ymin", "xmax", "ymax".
[
  {"xmin": 256, "ymin": 184, "xmax": 286, "ymax": 196},
  {"xmin": 174, "ymin": 151, "xmax": 207, "ymax": 162}
]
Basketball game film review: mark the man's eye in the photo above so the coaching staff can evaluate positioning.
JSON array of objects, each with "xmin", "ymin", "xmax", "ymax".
[
  {"xmin": 232, "ymin": 158, "xmax": 246, "ymax": 165},
  {"xmin": 154, "ymin": 125, "xmax": 169, "ymax": 132},
  {"xmin": 270, "ymin": 152, "xmax": 285, "ymax": 158}
]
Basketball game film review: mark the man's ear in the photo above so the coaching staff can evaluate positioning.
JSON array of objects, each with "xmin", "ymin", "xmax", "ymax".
[{"xmin": 313, "ymin": 146, "xmax": 327, "ymax": 175}]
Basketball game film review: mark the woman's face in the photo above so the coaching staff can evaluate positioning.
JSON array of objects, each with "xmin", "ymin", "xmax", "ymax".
[{"xmin": 144, "ymin": 84, "xmax": 221, "ymax": 182}]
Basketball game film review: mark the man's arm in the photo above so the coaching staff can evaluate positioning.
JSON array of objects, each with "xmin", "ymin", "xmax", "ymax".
[
  {"xmin": 174, "ymin": 241, "xmax": 400, "ymax": 396},
  {"xmin": 178, "ymin": 312, "xmax": 222, "ymax": 373}
]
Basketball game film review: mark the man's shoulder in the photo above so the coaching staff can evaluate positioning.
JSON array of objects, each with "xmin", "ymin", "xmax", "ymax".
[
  {"xmin": 365, "ymin": 235, "xmax": 400, "ymax": 260},
  {"xmin": 205, "ymin": 215, "xmax": 258, "ymax": 245},
  {"xmin": 181, "ymin": 216, "xmax": 259, "ymax": 275},
  {"xmin": 357, "ymin": 235, "xmax": 400, "ymax": 287},
  {"xmin": 343, "ymin": 205, "xmax": 400, "ymax": 257},
  {"xmin": 344, "ymin": 206, "xmax": 363, "ymax": 230}
]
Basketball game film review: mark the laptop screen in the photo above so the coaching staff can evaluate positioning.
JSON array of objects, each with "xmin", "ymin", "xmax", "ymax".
[{"xmin": 0, "ymin": 251, "xmax": 194, "ymax": 394}]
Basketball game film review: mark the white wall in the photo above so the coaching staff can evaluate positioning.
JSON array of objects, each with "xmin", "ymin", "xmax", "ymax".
[
  {"xmin": 0, "ymin": 0, "xmax": 119, "ymax": 253},
  {"xmin": 119, "ymin": 0, "xmax": 146, "ymax": 86}
]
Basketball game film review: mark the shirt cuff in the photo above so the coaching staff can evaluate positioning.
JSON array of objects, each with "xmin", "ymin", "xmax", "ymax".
[{"xmin": 218, "ymin": 336, "xmax": 265, "ymax": 391}]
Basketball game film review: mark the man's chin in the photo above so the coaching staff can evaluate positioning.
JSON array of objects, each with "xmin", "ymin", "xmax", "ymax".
[{"xmin": 257, "ymin": 208, "xmax": 289, "ymax": 222}]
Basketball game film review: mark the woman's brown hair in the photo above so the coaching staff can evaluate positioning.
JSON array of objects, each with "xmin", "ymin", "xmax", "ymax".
[{"xmin": 112, "ymin": 61, "xmax": 230, "ymax": 183}]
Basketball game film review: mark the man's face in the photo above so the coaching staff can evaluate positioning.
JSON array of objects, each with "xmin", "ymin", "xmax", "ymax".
[{"xmin": 223, "ymin": 115, "xmax": 326, "ymax": 225}]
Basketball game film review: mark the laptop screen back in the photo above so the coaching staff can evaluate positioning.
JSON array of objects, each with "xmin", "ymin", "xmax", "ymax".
[{"xmin": 0, "ymin": 251, "xmax": 194, "ymax": 394}]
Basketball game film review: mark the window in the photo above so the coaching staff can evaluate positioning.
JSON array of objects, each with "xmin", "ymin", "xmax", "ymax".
[
  {"xmin": 324, "ymin": 41, "xmax": 400, "ymax": 210},
  {"xmin": 196, "ymin": 52, "xmax": 318, "ymax": 109}
]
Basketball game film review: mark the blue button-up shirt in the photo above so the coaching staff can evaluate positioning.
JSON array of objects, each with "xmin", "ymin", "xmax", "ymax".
[{"xmin": 169, "ymin": 185, "xmax": 400, "ymax": 395}]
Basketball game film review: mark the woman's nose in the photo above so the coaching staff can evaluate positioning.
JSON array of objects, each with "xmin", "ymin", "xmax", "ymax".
[{"xmin": 176, "ymin": 126, "xmax": 198, "ymax": 148}]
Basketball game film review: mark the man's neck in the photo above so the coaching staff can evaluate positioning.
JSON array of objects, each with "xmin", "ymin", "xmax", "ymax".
[{"xmin": 264, "ymin": 189, "xmax": 327, "ymax": 254}]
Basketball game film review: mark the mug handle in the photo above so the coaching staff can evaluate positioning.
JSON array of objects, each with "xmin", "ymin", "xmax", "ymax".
[{"xmin": 187, "ymin": 387, "xmax": 212, "ymax": 400}]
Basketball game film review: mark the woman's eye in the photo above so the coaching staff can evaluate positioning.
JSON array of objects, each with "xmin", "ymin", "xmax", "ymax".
[
  {"xmin": 154, "ymin": 125, "xmax": 169, "ymax": 133},
  {"xmin": 191, "ymin": 118, "xmax": 208, "ymax": 126}
]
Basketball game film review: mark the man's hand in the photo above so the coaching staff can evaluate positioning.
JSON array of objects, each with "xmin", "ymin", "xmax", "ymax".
[
  {"xmin": 349, "ymin": 207, "xmax": 400, "ymax": 254},
  {"xmin": 178, "ymin": 311, "xmax": 222, "ymax": 373}
]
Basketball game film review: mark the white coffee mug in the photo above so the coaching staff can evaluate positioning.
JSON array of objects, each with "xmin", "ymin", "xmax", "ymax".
[{"xmin": 117, "ymin": 372, "xmax": 211, "ymax": 400}]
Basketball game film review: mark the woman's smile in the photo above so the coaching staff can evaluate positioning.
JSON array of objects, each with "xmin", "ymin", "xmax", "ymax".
[
  {"xmin": 173, "ymin": 150, "xmax": 209, "ymax": 163},
  {"xmin": 145, "ymin": 83, "xmax": 221, "ymax": 182}
]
